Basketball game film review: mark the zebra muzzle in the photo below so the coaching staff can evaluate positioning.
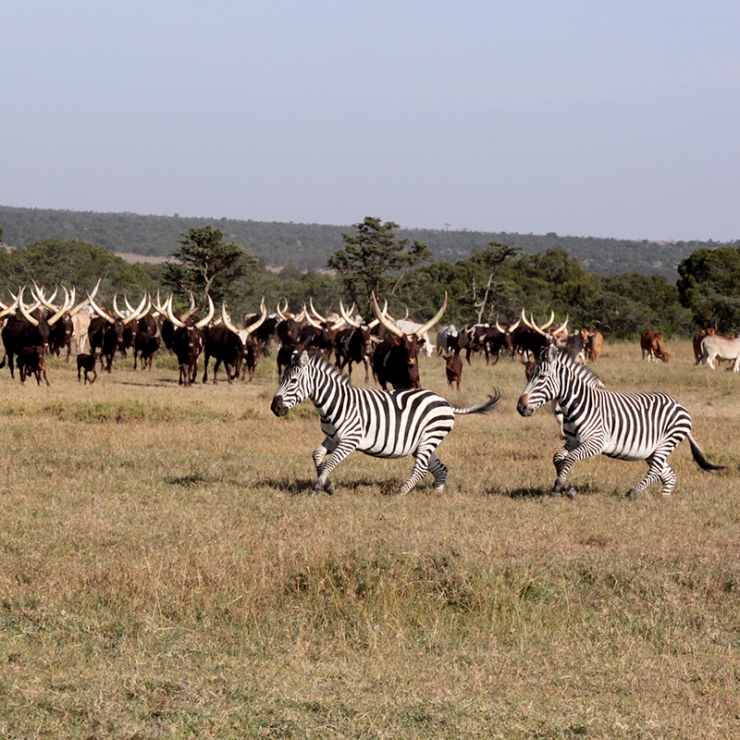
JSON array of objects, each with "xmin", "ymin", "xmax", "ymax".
[
  {"xmin": 270, "ymin": 395, "xmax": 290, "ymax": 417},
  {"xmin": 517, "ymin": 395, "xmax": 534, "ymax": 417}
]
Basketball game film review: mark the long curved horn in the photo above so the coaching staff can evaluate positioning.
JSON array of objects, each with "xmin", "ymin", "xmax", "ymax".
[
  {"xmin": 113, "ymin": 295, "xmax": 126, "ymax": 320},
  {"xmin": 124, "ymin": 294, "xmax": 148, "ymax": 325},
  {"xmin": 69, "ymin": 279, "xmax": 100, "ymax": 316},
  {"xmin": 221, "ymin": 302, "xmax": 241, "ymax": 334},
  {"xmin": 371, "ymin": 293, "xmax": 404, "ymax": 339},
  {"xmin": 309, "ymin": 297, "xmax": 325, "ymax": 323},
  {"xmin": 166, "ymin": 296, "xmax": 186, "ymax": 328},
  {"xmin": 18, "ymin": 287, "xmax": 40, "ymax": 327},
  {"xmin": 402, "ymin": 306, "xmax": 409, "ymax": 321},
  {"xmin": 0, "ymin": 296, "xmax": 18, "ymax": 319},
  {"xmin": 508, "ymin": 319, "xmax": 521, "ymax": 332},
  {"xmin": 495, "ymin": 317, "xmax": 505, "ymax": 333},
  {"xmin": 88, "ymin": 292, "xmax": 115, "ymax": 324},
  {"xmin": 32, "ymin": 282, "xmax": 59, "ymax": 311},
  {"xmin": 339, "ymin": 300, "xmax": 360, "ymax": 328},
  {"xmin": 244, "ymin": 299, "xmax": 268, "ymax": 336},
  {"xmin": 151, "ymin": 290, "xmax": 169, "ymax": 317},
  {"xmin": 276, "ymin": 300, "xmax": 287, "ymax": 321},
  {"xmin": 414, "ymin": 292, "xmax": 448, "ymax": 338},
  {"xmin": 529, "ymin": 314, "xmax": 547, "ymax": 337},
  {"xmin": 556, "ymin": 314, "xmax": 569, "ymax": 336},
  {"xmin": 46, "ymin": 286, "xmax": 74, "ymax": 326},
  {"xmin": 194, "ymin": 294, "xmax": 215, "ymax": 329},
  {"xmin": 520, "ymin": 308, "xmax": 533, "ymax": 329},
  {"xmin": 540, "ymin": 310, "xmax": 555, "ymax": 330},
  {"xmin": 176, "ymin": 292, "xmax": 197, "ymax": 323},
  {"xmin": 303, "ymin": 306, "xmax": 321, "ymax": 329}
]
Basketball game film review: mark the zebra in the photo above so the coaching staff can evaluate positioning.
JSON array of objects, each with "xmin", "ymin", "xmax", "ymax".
[
  {"xmin": 270, "ymin": 350, "xmax": 501, "ymax": 495},
  {"xmin": 517, "ymin": 345, "xmax": 725, "ymax": 498}
]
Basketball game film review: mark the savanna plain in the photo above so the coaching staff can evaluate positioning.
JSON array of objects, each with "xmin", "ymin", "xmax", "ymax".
[{"xmin": 1, "ymin": 341, "xmax": 739, "ymax": 739}]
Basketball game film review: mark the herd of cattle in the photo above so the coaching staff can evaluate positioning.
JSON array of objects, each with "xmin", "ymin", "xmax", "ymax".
[{"xmin": 0, "ymin": 281, "xmax": 738, "ymax": 388}]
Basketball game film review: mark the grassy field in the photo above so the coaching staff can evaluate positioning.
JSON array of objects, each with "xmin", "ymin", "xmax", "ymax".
[{"xmin": 1, "ymin": 340, "xmax": 739, "ymax": 739}]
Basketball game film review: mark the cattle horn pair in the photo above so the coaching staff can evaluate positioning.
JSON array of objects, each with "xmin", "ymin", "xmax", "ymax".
[
  {"xmin": 113, "ymin": 294, "xmax": 149, "ymax": 325},
  {"xmin": 166, "ymin": 294, "xmax": 214, "ymax": 329},
  {"xmin": 222, "ymin": 299, "xmax": 268, "ymax": 337},
  {"xmin": 17, "ymin": 287, "xmax": 43, "ymax": 327},
  {"xmin": 371, "ymin": 292, "xmax": 448, "ymax": 339}
]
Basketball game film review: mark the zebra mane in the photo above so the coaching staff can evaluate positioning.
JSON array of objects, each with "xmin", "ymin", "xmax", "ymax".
[
  {"xmin": 554, "ymin": 349, "xmax": 605, "ymax": 388},
  {"xmin": 302, "ymin": 351, "xmax": 352, "ymax": 386}
]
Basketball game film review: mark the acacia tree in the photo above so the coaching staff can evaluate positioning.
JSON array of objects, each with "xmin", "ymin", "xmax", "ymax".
[
  {"xmin": 163, "ymin": 225, "xmax": 259, "ymax": 305},
  {"xmin": 327, "ymin": 217, "xmax": 432, "ymax": 317}
]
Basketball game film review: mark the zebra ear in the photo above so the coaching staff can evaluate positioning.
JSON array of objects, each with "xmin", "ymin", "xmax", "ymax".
[
  {"xmin": 299, "ymin": 350, "xmax": 310, "ymax": 367},
  {"xmin": 547, "ymin": 344, "xmax": 559, "ymax": 362}
]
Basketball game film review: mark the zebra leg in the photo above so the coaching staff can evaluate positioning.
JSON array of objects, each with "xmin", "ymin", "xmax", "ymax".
[
  {"xmin": 312, "ymin": 438, "xmax": 337, "ymax": 495},
  {"xmin": 427, "ymin": 453, "xmax": 448, "ymax": 492},
  {"xmin": 627, "ymin": 457, "xmax": 677, "ymax": 498},
  {"xmin": 551, "ymin": 439, "xmax": 604, "ymax": 497},
  {"xmin": 311, "ymin": 438, "xmax": 359, "ymax": 496}
]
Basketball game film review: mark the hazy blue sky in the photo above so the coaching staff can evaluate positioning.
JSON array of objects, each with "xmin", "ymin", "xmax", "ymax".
[{"xmin": 2, "ymin": 1, "xmax": 738, "ymax": 240}]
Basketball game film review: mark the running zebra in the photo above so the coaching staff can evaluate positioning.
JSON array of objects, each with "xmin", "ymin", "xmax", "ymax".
[
  {"xmin": 517, "ymin": 346, "xmax": 725, "ymax": 498},
  {"xmin": 270, "ymin": 351, "xmax": 500, "ymax": 495}
]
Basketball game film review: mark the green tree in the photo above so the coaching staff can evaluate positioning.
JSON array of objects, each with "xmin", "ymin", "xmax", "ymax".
[
  {"xmin": 327, "ymin": 217, "xmax": 432, "ymax": 316},
  {"xmin": 163, "ymin": 225, "xmax": 260, "ymax": 305},
  {"xmin": 0, "ymin": 239, "xmax": 156, "ymax": 301},
  {"xmin": 677, "ymin": 246, "xmax": 740, "ymax": 331}
]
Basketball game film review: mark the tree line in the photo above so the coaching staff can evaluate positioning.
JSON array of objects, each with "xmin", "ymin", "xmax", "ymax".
[
  {"xmin": 0, "ymin": 218, "xmax": 738, "ymax": 338},
  {"xmin": 3, "ymin": 204, "xmax": 739, "ymax": 280}
]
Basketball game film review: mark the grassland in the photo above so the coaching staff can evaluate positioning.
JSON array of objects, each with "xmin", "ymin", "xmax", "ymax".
[{"xmin": 1, "ymin": 341, "xmax": 739, "ymax": 739}]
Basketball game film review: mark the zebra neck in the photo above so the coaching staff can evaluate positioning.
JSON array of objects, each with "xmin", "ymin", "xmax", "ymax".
[
  {"xmin": 308, "ymin": 373, "xmax": 343, "ymax": 421},
  {"xmin": 556, "ymin": 371, "xmax": 593, "ymax": 415}
]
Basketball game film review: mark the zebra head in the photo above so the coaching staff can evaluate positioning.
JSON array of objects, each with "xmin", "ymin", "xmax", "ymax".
[
  {"xmin": 517, "ymin": 345, "xmax": 561, "ymax": 417},
  {"xmin": 270, "ymin": 350, "xmax": 313, "ymax": 417}
]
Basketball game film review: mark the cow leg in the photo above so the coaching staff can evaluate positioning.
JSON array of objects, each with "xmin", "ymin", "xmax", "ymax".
[{"xmin": 202, "ymin": 355, "xmax": 211, "ymax": 383}]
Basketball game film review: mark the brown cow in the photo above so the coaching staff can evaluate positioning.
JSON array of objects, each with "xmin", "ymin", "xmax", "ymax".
[
  {"xmin": 693, "ymin": 327, "xmax": 716, "ymax": 364},
  {"xmin": 640, "ymin": 329, "xmax": 670, "ymax": 363},
  {"xmin": 579, "ymin": 328, "xmax": 605, "ymax": 362},
  {"xmin": 445, "ymin": 353, "xmax": 463, "ymax": 391},
  {"xmin": 77, "ymin": 353, "xmax": 98, "ymax": 384},
  {"xmin": 18, "ymin": 346, "xmax": 50, "ymax": 386}
]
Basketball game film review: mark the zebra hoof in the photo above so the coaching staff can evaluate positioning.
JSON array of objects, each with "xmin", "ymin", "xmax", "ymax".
[
  {"xmin": 324, "ymin": 481, "xmax": 335, "ymax": 495},
  {"xmin": 310, "ymin": 480, "xmax": 324, "ymax": 496},
  {"xmin": 550, "ymin": 490, "xmax": 562, "ymax": 498},
  {"xmin": 566, "ymin": 487, "xmax": 577, "ymax": 500},
  {"xmin": 625, "ymin": 489, "xmax": 639, "ymax": 500}
]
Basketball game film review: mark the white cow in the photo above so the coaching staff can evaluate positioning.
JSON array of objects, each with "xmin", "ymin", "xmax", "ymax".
[
  {"xmin": 701, "ymin": 334, "xmax": 740, "ymax": 372},
  {"xmin": 393, "ymin": 319, "xmax": 435, "ymax": 358}
]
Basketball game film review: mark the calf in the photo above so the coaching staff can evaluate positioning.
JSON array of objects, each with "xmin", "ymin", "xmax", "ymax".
[
  {"xmin": 19, "ymin": 346, "xmax": 50, "ymax": 386},
  {"xmin": 77, "ymin": 353, "xmax": 98, "ymax": 384},
  {"xmin": 445, "ymin": 352, "xmax": 463, "ymax": 391}
]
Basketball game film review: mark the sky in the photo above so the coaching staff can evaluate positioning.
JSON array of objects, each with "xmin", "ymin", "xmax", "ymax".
[{"xmin": 1, "ymin": 1, "xmax": 739, "ymax": 241}]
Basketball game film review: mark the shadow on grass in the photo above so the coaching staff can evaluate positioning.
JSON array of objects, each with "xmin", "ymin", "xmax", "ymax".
[
  {"xmin": 256, "ymin": 476, "xmax": 405, "ymax": 497},
  {"xmin": 485, "ymin": 481, "xmax": 603, "ymax": 499},
  {"xmin": 165, "ymin": 474, "xmax": 213, "ymax": 487}
]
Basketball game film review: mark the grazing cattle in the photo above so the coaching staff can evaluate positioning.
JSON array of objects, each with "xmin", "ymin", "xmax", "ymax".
[
  {"xmin": 371, "ymin": 292, "xmax": 448, "ymax": 390},
  {"xmin": 334, "ymin": 301, "xmax": 377, "ymax": 382},
  {"xmin": 445, "ymin": 353, "xmax": 463, "ymax": 391},
  {"xmin": 701, "ymin": 334, "xmax": 740, "ymax": 372},
  {"xmin": 18, "ymin": 346, "xmax": 50, "ymax": 386},
  {"xmin": 87, "ymin": 294, "xmax": 148, "ymax": 372},
  {"xmin": 1, "ymin": 287, "xmax": 73, "ymax": 380},
  {"xmin": 166, "ymin": 295, "xmax": 215, "ymax": 386},
  {"xmin": 202, "ymin": 300, "xmax": 267, "ymax": 384},
  {"xmin": 693, "ymin": 328, "xmax": 716, "ymax": 364},
  {"xmin": 270, "ymin": 351, "xmax": 500, "ymax": 495},
  {"xmin": 436, "ymin": 325, "xmax": 458, "ymax": 356},
  {"xmin": 77, "ymin": 353, "xmax": 98, "ymax": 384},
  {"xmin": 640, "ymin": 329, "xmax": 670, "ymax": 363},
  {"xmin": 580, "ymin": 328, "xmax": 605, "ymax": 362}
]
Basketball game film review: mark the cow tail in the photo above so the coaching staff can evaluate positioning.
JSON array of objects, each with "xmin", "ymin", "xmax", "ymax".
[
  {"xmin": 0, "ymin": 354, "xmax": 5, "ymax": 369},
  {"xmin": 452, "ymin": 388, "xmax": 501, "ymax": 415},
  {"xmin": 688, "ymin": 433, "xmax": 726, "ymax": 471}
]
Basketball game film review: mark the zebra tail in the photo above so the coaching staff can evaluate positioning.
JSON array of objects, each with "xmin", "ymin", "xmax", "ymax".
[
  {"xmin": 452, "ymin": 388, "xmax": 501, "ymax": 415},
  {"xmin": 688, "ymin": 433, "xmax": 726, "ymax": 471}
]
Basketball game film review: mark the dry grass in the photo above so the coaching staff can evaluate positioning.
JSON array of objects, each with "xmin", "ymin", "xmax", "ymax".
[{"xmin": 1, "ymin": 341, "xmax": 739, "ymax": 738}]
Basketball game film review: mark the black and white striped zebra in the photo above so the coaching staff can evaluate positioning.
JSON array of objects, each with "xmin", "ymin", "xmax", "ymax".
[
  {"xmin": 517, "ymin": 346, "xmax": 725, "ymax": 498},
  {"xmin": 270, "ymin": 351, "xmax": 500, "ymax": 495}
]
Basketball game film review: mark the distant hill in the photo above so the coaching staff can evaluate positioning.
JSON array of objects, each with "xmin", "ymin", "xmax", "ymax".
[{"xmin": 1, "ymin": 204, "xmax": 736, "ymax": 279}]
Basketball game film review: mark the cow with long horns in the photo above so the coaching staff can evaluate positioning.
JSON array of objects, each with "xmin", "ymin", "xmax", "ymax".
[{"xmin": 371, "ymin": 292, "xmax": 448, "ymax": 390}]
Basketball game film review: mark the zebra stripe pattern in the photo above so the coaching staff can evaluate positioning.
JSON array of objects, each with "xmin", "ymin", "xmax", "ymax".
[
  {"xmin": 517, "ymin": 345, "xmax": 724, "ymax": 498},
  {"xmin": 270, "ymin": 351, "xmax": 500, "ymax": 495}
]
